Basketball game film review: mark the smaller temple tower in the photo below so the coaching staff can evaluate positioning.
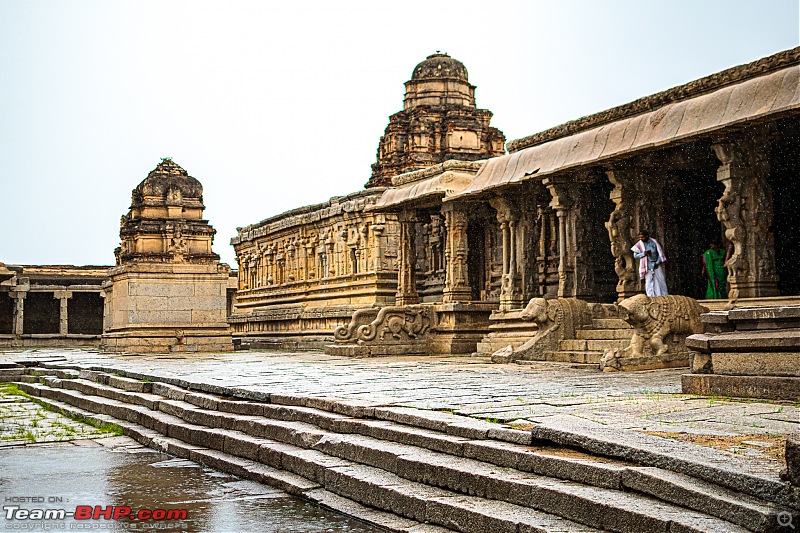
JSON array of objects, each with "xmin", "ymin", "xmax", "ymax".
[
  {"xmin": 101, "ymin": 159, "xmax": 233, "ymax": 353},
  {"xmin": 366, "ymin": 53, "xmax": 506, "ymax": 188}
]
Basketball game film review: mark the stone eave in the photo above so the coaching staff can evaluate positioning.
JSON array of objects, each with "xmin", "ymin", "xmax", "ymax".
[
  {"xmin": 508, "ymin": 47, "xmax": 800, "ymax": 153},
  {"xmin": 448, "ymin": 62, "xmax": 800, "ymax": 202}
]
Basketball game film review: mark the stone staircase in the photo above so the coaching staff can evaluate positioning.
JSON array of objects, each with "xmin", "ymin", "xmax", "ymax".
[
  {"xmin": 3, "ymin": 365, "xmax": 798, "ymax": 533},
  {"xmin": 549, "ymin": 318, "xmax": 634, "ymax": 365}
]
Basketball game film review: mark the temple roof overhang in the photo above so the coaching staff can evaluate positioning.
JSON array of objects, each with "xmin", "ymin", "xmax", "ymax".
[
  {"xmin": 448, "ymin": 60, "xmax": 800, "ymax": 202},
  {"xmin": 371, "ymin": 160, "xmax": 483, "ymax": 211}
]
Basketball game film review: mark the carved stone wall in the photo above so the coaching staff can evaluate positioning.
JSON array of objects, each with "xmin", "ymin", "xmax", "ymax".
[{"xmin": 230, "ymin": 189, "xmax": 399, "ymax": 349}]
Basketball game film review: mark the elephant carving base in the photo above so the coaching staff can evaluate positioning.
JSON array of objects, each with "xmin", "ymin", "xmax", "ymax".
[
  {"xmin": 601, "ymin": 294, "xmax": 706, "ymax": 372},
  {"xmin": 327, "ymin": 304, "xmax": 434, "ymax": 357},
  {"xmin": 491, "ymin": 297, "xmax": 593, "ymax": 364}
]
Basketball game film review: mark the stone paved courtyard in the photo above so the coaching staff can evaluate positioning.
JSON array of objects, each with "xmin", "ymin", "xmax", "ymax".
[{"xmin": 1, "ymin": 348, "xmax": 797, "ymax": 466}]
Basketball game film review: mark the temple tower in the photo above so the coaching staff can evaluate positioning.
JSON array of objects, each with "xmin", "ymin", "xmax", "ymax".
[
  {"xmin": 366, "ymin": 53, "xmax": 506, "ymax": 188},
  {"xmin": 100, "ymin": 159, "xmax": 233, "ymax": 353}
]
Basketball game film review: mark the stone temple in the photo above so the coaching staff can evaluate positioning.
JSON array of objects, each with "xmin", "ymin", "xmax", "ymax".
[{"xmin": 1, "ymin": 49, "xmax": 799, "ymax": 402}]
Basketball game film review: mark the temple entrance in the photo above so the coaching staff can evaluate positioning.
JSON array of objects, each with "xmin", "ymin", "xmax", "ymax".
[
  {"xmin": 587, "ymin": 176, "xmax": 616, "ymax": 302},
  {"xmin": 467, "ymin": 219, "xmax": 486, "ymax": 301},
  {"xmin": 770, "ymin": 119, "xmax": 800, "ymax": 296},
  {"xmin": 669, "ymin": 166, "xmax": 724, "ymax": 300}
]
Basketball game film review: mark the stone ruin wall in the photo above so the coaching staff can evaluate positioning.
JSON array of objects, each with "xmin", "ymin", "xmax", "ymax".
[{"xmin": 229, "ymin": 189, "xmax": 400, "ymax": 348}]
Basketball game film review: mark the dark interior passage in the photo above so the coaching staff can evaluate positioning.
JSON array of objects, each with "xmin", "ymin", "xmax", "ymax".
[
  {"xmin": 588, "ymin": 176, "xmax": 616, "ymax": 302},
  {"xmin": 0, "ymin": 293, "xmax": 13, "ymax": 334},
  {"xmin": 668, "ymin": 167, "xmax": 724, "ymax": 300},
  {"xmin": 467, "ymin": 219, "xmax": 487, "ymax": 301},
  {"xmin": 23, "ymin": 292, "xmax": 60, "ymax": 334},
  {"xmin": 770, "ymin": 119, "xmax": 800, "ymax": 296},
  {"xmin": 68, "ymin": 292, "xmax": 104, "ymax": 334}
]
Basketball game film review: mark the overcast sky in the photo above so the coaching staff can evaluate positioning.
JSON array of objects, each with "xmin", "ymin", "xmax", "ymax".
[{"xmin": 0, "ymin": 1, "xmax": 797, "ymax": 267}]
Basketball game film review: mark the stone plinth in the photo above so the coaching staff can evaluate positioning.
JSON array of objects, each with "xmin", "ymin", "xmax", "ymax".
[
  {"xmin": 101, "ymin": 160, "xmax": 232, "ymax": 353},
  {"xmin": 682, "ymin": 305, "xmax": 800, "ymax": 400},
  {"xmin": 101, "ymin": 263, "xmax": 232, "ymax": 353}
]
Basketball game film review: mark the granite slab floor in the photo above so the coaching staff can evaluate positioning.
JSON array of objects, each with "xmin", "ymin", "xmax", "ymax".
[{"xmin": 1, "ymin": 348, "xmax": 796, "ymax": 464}]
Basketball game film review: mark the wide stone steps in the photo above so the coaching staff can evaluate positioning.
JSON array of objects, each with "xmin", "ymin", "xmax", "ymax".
[
  {"xmin": 18, "ymin": 380, "xmax": 602, "ymax": 533},
  {"xmin": 7, "ymin": 366, "xmax": 796, "ymax": 532}
]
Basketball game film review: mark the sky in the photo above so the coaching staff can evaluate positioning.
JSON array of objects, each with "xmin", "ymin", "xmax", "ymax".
[{"xmin": 0, "ymin": 0, "xmax": 797, "ymax": 268}]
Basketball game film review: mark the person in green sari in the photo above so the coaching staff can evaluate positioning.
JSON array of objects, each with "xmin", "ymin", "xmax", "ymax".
[{"xmin": 702, "ymin": 243, "xmax": 728, "ymax": 299}]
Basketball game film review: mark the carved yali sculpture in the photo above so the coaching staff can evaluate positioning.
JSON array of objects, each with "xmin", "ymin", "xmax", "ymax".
[
  {"xmin": 333, "ymin": 305, "xmax": 433, "ymax": 345},
  {"xmin": 601, "ymin": 294, "xmax": 706, "ymax": 372},
  {"xmin": 491, "ymin": 297, "xmax": 592, "ymax": 364}
]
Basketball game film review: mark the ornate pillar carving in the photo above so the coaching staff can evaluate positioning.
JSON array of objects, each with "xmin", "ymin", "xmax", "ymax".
[
  {"xmin": 442, "ymin": 203, "xmax": 471, "ymax": 303},
  {"xmin": 544, "ymin": 178, "xmax": 573, "ymax": 298},
  {"xmin": 53, "ymin": 290, "xmax": 72, "ymax": 336},
  {"xmin": 605, "ymin": 167, "xmax": 639, "ymax": 300},
  {"xmin": 396, "ymin": 210, "xmax": 420, "ymax": 306},
  {"xmin": 489, "ymin": 197, "xmax": 523, "ymax": 310},
  {"xmin": 712, "ymin": 127, "xmax": 779, "ymax": 299},
  {"xmin": 544, "ymin": 173, "xmax": 597, "ymax": 300}
]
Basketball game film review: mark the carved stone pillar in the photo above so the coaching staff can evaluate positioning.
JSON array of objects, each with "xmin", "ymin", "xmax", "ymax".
[
  {"xmin": 544, "ymin": 178, "xmax": 573, "ymax": 298},
  {"xmin": 54, "ymin": 290, "xmax": 72, "ymax": 336},
  {"xmin": 712, "ymin": 127, "xmax": 779, "ymax": 299},
  {"xmin": 442, "ymin": 203, "xmax": 471, "ymax": 302},
  {"xmin": 10, "ymin": 291, "xmax": 25, "ymax": 336},
  {"xmin": 604, "ymin": 167, "xmax": 639, "ymax": 300},
  {"xmin": 489, "ymin": 197, "xmax": 522, "ymax": 311},
  {"xmin": 544, "ymin": 174, "xmax": 596, "ymax": 300},
  {"xmin": 396, "ymin": 210, "xmax": 419, "ymax": 306}
]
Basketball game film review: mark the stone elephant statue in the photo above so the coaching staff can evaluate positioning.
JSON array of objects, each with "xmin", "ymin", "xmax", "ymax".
[
  {"xmin": 601, "ymin": 294, "xmax": 707, "ymax": 371},
  {"xmin": 492, "ymin": 297, "xmax": 592, "ymax": 363}
]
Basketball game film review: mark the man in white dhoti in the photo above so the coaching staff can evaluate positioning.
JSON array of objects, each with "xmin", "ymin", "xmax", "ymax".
[{"xmin": 632, "ymin": 230, "xmax": 668, "ymax": 296}]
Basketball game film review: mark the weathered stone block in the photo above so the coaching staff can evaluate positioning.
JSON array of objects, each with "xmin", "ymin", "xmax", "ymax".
[
  {"xmin": 786, "ymin": 434, "xmax": 799, "ymax": 486},
  {"xmin": 712, "ymin": 351, "xmax": 800, "ymax": 377}
]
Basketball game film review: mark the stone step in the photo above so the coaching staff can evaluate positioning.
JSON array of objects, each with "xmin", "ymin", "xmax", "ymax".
[
  {"xmin": 18, "ymin": 393, "xmax": 448, "ymax": 533},
  {"xmin": 531, "ymin": 414, "xmax": 800, "ymax": 512},
  {"xmin": 559, "ymin": 339, "xmax": 629, "ymax": 352},
  {"xmin": 575, "ymin": 328, "xmax": 634, "ymax": 341},
  {"xmin": 50, "ymin": 377, "xmax": 628, "ymax": 490},
  {"xmin": 23, "ymin": 369, "xmax": 796, "ymax": 529},
  {"xmin": 591, "ymin": 318, "xmax": 632, "ymax": 329},
  {"xmin": 515, "ymin": 360, "xmax": 600, "ymax": 370},
  {"xmin": 16, "ymin": 377, "xmax": 781, "ymax": 532},
  {"xmin": 543, "ymin": 351, "xmax": 603, "ymax": 364},
  {"xmin": 20, "ymin": 382, "xmax": 604, "ymax": 533}
]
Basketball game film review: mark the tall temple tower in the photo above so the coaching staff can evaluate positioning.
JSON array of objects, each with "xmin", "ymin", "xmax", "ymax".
[
  {"xmin": 101, "ymin": 159, "xmax": 233, "ymax": 353},
  {"xmin": 366, "ymin": 53, "xmax": 506, "ymax": 188}
]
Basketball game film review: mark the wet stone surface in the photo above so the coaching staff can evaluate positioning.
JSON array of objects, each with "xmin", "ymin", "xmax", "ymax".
[
  {"xmin": 0, "ymin": 437, "xmax": 382, "ymax": 532},
  {"xmin": 2, "ymin": 348, "xmax": 797, "ymax": 465}
]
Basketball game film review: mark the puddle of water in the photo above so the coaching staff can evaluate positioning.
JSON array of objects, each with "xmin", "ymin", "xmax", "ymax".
[{"xmin": 0, "ymin": 442, "xmax": 383, "ymax": 532}]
